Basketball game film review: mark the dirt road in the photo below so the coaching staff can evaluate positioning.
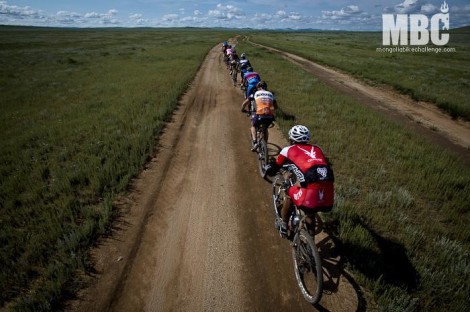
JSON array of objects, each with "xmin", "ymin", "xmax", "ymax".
[{"xmin": 69, "ymin": 46, "xmax": 361, "ymax": 311}]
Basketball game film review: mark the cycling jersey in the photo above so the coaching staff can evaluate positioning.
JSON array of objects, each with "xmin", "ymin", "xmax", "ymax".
[
  {"xmin": 244, "ymin": 71, "xmax": 260, "ymax": 85},
  {"xmin": 251, "ymin": 90, "xmax": 275, "ymax": 116},
  {"xmin": 244, "ymin": 71, "xmax": 261, "ymax": 98},
  {"xmin": 238, "ymin": 59, "xmax": 250, "ymax": 70},
  {"xmin": 276, "ymin": 144, "xmax": 334, "ymax": 210}
]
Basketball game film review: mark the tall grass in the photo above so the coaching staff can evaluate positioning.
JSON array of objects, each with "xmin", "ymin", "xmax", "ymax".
[
  {"xmin": 236, "ymin": 41, "xmax": 470, "ymax": 311},
  {"xmin": 246, "ymin": 29, "xmax": 470, "ymax": 120},
  {"xmin": 0, "ymin": 26, "xmax": 231, "ymax": 311}
]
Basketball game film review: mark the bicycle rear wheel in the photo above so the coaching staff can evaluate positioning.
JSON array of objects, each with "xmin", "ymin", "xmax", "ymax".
[
  {"xmin": 292, "ymin": 229, "xmax": 323, "ymax": 304},
  {"xmin": 257, "ymin": 138, "xmax": 268, "ymax": 178},
  {"xmin": 231, "ymin": 69, "xmax": 237, "ymax": 86}
]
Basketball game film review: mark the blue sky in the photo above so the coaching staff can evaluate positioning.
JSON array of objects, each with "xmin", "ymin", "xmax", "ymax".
[{"xmin": 0, "ymin": 0, "xmax": 469, "ymax": 30}]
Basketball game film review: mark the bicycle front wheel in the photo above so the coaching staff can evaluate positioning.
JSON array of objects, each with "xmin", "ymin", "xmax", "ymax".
[
  {"xmin": 292, "ymin": 229, "xmax": 323, "ymax": 304},
  {"xmin": 257, "ymin": 138, "xmax": 268, "ymax": 178},
  {"xmin": 272, "ymin": 173, "xmax": 287, "ymax": 217}
]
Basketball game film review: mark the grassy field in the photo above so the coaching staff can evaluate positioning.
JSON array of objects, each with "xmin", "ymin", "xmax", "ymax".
[
  {"xmin": 245, "ymin": 28, "xmax": 470, "ymax": 120},
  {"xmin": 0, "ymin": 26, "xmax": 231, "ymax": 311},
  {"xmin": 234, "ymin": 40, "xmax": 470, "ymax": 311}
]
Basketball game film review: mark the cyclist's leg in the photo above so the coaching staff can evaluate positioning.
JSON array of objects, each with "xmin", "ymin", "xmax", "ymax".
[
  {"xmin": 245, "ymin": 84, "xmax": 251, "ymax": 98},
  {"xmin": 264, "ymin": 118, "xmax": 274, "ymax": 142},
  {"xmin": 250, "ymin": 115, "xmax": 258, "ymax": 142}
]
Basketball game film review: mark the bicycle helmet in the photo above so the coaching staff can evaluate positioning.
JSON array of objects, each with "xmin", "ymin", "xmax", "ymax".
[
  {"xmin": 256, "ymin": 81, "xmax": 267, "ymax": 89},
  {"xmin": 223, "ymin": 41, "xmax": 228, "ymax": 47},
  {"xmin": 240, "ymin": 53, "xmax": 246, "ymax": 59},
  {"xmin": 288, "ymin": 125, "xmax": 310, "ymax": 143},
  {"xmin": 246, "ymin": 66, "xmax": 253, "ymax": 72}
]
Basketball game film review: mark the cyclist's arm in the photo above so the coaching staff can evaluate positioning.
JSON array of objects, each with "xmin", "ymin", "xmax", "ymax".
[{"xmin": 276, "ymin": 153, "xmax": 288, "ymax": 166}]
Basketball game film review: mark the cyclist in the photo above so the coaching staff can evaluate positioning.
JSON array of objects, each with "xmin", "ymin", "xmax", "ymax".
[
  {"xmin": 240, "ymin": 81, "xmax": 276, "ymax": 150},
  {"xmin": 222, "ymin": 41, "xmax": 228, "ymax": 53},
  {"xmin": 222, "ymin": 41, "xmax": 229, "ymax": 62},
  {"xmin": 238, "ymin": 53, "xmax": 251, "ymax": 87},
  {"xmin": 229, "ymin": 50, "xmax": 240, "ymax": 85},
  {"xmin": 265, "ymin": 125, "xmax": 334, "ymax": 238},
  {"xmin": 243, "ymin": 66, "xmax": 261, "ymax": 98},
  {"xmin": 225, "ymin": 45, "xmax": 233, "ymax": 69}
]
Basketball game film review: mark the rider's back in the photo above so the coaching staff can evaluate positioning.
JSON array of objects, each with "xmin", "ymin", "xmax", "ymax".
[
  {"xmin": 278, "ymin": 144, "xmax": 334, "ymax": 211},
  {"xmin": 253, "ymin": 90, "xmax": 275, "ymax": 116}
]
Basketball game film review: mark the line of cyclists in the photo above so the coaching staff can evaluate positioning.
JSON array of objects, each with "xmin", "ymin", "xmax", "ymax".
[{"xmin": 221, "ymin": 40, "xmax": 335, "ymax": 239}]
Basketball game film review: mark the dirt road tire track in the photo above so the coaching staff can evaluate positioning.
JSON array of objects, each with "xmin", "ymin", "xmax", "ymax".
[{"xmin": 69, "ymin": 45, "xmax": 362, "ymax": 311}]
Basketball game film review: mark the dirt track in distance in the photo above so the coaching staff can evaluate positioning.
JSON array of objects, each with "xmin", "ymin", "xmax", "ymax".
[{"xmin": 68, "ymin": 45, "xmax": 363, "ymax": 311}]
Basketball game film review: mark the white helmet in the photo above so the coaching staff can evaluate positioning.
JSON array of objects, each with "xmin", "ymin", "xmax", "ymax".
[{"xmin": 289, "ymin": 125, "xmax": 310, "ymax": 143}]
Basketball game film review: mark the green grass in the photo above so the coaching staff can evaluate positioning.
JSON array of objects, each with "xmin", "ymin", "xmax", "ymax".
[
  {"xmin": 245, "ymin": 28, "xmax": 470, "ymax": 120},
  {"xmin": 0, "ymin": 26, "xmax": 232, "ymax": 311},
  {"xmin": 235, "ymin": 41, "xmax": 470, "ymax": 311}
]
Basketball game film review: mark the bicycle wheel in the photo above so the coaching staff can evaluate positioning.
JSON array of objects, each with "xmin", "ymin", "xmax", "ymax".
[
  {"xmin": 292, "ymin": 229, "xmax": 323, "ymax": 304},
  {"xmin": 272, "ymin": 173, "xmax": 287, "ymax": 216},
  {"xmin": 257, "ymin": 138, "xmax": 268, "ymax": 178},
  {"xmin": 231, "ymin": 69, "xmax": 237, "ymax": 86}
]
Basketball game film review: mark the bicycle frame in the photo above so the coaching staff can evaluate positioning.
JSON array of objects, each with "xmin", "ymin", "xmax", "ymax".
[{"xmin": 255, "ymin": 123, "xmax": 268, "ymax": 143}]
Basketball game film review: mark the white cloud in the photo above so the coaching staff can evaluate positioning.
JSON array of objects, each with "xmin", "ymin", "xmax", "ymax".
[
  {"xmin": 0, "ymin": 0, "xmax": 41, "ymax": 17},
  {"xmin": 82, "ymin": 9, "xmax": 119, "ymax": 25},
  {"xmin": 162, "ymin": 14, "xmax": 179, "ymax": 22},
  {"xmin": 394, "ymin": 0, "xmax": 423, "ymax": 14},
  {"xmin": 285, "ymin": 12, "xmax": 302, "ymax": 21},
  {"xmin": 129, "ymin": 13, "xmax": 148, "ymax": 26},
  {"xmin": 274, "ymin": 10, "xmax": 287, "ymax": 18},
  {"xmin": 208, "ymin": 3, "xmax": 244, "ymax": 20},
  {"xmin": 383, "ymin": 0, "xmax": 439, "ymax": 14},
  {"xmin": 129, "ymin": 13, "xmax": 142, "ymax": 19},
  {"xmin": 254, "ymin": 12, "xmax": 272, "ymax": 23},
  {"xmin": 420, "ymin": 3, "xmax": 437, "ymax": 14},
  {"xmin": 85, "ymin": 12, "xmax": 101, "ymax": 18},
  {"xmin": 322, "ymin": 5, "xmax": 364, "ymax": 20}
]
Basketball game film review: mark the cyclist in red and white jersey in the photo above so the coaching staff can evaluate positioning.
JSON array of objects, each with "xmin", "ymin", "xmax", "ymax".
[{"xmin": 265, "ymin": 125, "xmax": 335, "ymax": 238}]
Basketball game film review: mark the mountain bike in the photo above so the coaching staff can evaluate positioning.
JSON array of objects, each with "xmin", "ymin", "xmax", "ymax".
[{"xmin": 272, "ymin": 165, "xmax": 323, "ymax": 304}]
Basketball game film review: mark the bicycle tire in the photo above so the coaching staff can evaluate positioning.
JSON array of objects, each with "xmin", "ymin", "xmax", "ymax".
[
  {"xmin": 257, "ymin": 138, "xmax": 268, "ymax": 178},
  {"xmin": 231, "ymin": 69, "xmax": 237, "ymax": 85},
  {"xmin": 292, "ymin": 229, "xmax": 323, "ymax": 304},
  {"xmin": 272, "ymin": 174, "xmax": 286, "ymax": 216}
]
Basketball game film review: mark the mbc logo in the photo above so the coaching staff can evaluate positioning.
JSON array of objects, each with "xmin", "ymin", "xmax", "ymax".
[{"xmin": 383, "ymin": 1, "xmax": 449, "ymax": 46}]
